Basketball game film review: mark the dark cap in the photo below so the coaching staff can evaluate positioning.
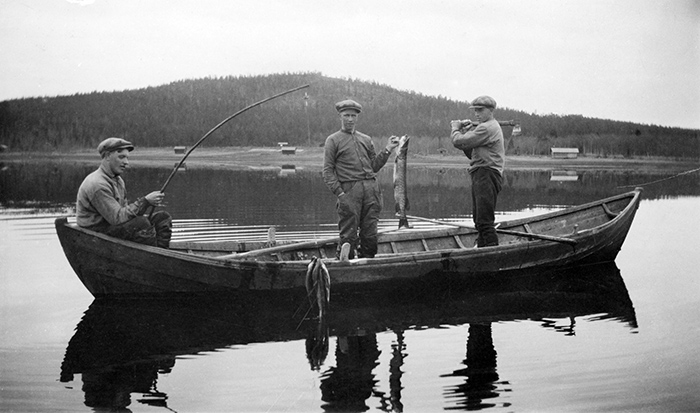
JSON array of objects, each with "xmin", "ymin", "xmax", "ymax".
[
  {"xmin": 97, "ymin": 137, "xmax": 134, "ymax": 156},
  {"xmin": 469, "ymin": 96, "xmax": 497, "ymax": 109},
  {"xmin": 335, "ymin": 99, "xmax": 362, "ymax": 113}
]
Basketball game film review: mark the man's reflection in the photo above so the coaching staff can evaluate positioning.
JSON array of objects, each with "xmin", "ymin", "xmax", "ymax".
[
  {"xmin": 318, "ymin": 329, "xmax": 407, "ymax": 412},
  {"xmin": 443, "ymin": 323, "xmax": 510, "ymax": 410},
  {"xmin": 73, "ymin": 358, "xmax": 174, "ymax": 410},
  {"xmin": 320, "ymin": 331, "xmax": 381, "ymax": 412},
  {"xmin": 386, "ymin": 330, "xmax": 406, "ymax": 412}
]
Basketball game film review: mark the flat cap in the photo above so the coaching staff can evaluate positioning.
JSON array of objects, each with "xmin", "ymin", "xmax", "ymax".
[
  {"xmin": 97, "ymin": 137, "xmax": 134, "ymax": 155},
  {"xmin": 335, "ymin": 99, "xmax": 362, "ymax": 113},
  {"xmin": 469, "ymin": 96, "xmax": 497, "ymax": 109}
]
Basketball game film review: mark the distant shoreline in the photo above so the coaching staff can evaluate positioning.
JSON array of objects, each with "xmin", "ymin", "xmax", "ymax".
[{"xmin": 1, "ymin": 147, "xmax": 697, "ymax": 173}]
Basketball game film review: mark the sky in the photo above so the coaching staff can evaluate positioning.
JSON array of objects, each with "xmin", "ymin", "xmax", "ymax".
[{"xmin": 1, "ymin": 0, "xmax": 698, "ymax": 129}]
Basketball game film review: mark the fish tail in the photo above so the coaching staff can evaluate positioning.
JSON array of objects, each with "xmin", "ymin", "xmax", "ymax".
[{"xmin": 395, "ymin": 199, "xmax": 409, "ymax": 213}]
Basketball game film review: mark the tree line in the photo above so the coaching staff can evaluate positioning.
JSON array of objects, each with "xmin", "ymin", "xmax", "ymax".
[{"xmin": 0, "ymin": 72, "xmax": 697, "ymax": 159}]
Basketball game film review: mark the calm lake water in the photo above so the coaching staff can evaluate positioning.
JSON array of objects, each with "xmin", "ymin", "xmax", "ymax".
[{"xmin": 1, "ymin": 159, "xmax": 699, "ymax": 412}]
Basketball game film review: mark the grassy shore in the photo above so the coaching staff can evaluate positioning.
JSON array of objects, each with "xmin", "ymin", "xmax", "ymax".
[{"xmin": 1, "ymin": 146, "xmax": 697, "ymax": 173}]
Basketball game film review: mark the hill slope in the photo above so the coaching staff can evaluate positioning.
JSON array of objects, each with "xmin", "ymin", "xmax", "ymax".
[{"xmin": 0, "ymin": 72, "xmax": 697, "ymax": 159}]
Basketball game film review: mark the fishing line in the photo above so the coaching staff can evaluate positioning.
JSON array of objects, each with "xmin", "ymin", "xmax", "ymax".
[
  {"xmin": 294, "ymin": 281, "xmax": 324, "ymax": 331},
  {"xmin": 617, "ymin": 166, "xmax": 700, "ymax": 188}
]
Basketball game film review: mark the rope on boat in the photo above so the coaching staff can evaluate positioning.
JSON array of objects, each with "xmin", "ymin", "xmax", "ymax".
[{"xmin": 617, "ymin": 166, "xmax": 700, "ymax": 188}]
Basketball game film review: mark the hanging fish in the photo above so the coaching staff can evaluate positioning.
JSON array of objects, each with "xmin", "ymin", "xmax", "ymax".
[
  {"xmin": 305, "ymin": 257, "xmax": 330, "ymax": 318},
  {"xmin": 393, "ymin": 135, "xmax": 411, "ymax": 229}
]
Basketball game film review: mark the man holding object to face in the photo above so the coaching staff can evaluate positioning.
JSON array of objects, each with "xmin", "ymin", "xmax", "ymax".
[{"xmin": 451, "ymin": 95, "xmax": 505, "ymax": 247}]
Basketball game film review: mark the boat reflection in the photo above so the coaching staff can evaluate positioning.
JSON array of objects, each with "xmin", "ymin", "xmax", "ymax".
[{"xmin": 60, "ymin": 262, "xmax": 636, "ymax": 411}]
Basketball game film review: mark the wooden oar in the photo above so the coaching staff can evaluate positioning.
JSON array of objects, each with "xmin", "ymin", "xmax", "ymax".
[
  {"xmin": 217, "ymin": 225, "xmax": 409, "ymax": 260},
  {"xmin": 405, "ymin": 215, "xmax": 577, "ymax": 245}
]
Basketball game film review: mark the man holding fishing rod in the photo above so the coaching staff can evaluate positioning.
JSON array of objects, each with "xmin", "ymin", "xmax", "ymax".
[
  {"xmin": 323, "ymin": 99, "xmax": 400, "ymax": 259},
  {"xmin": 451, "ymin": 95, "xmax": 505, "ymax": 247},
  {"xmin": 76, "ymin": 137, "xmax": 172, "ymax": 248}
]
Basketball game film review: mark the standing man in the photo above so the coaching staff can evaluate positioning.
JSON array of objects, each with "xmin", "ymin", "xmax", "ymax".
[
  {"xmin": 450, "ymin": 96, "xmax": 505, "ymax": 247},
  {"xmin": 76, "ymin": 137, "xmax": 172, "ymax": 248},
  {"xmin": 323, "ymin": 99, "xmax": 399, "ymax": 259}
]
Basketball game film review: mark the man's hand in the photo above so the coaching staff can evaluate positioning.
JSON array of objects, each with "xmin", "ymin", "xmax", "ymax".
[
  {"xmin": 451, "ymin": 119, "xmax": 475, "ymax": 132},
  {"xmin": 385, "ymin": 135, "xmax": 400, "ymax": 152},
  {"xmin": 145, "ymin": 191, "xmax": 165, "ymax": 206},
  {"xmin": 450, "ymin": 120, "xmax": 464, "ymax": 131}
]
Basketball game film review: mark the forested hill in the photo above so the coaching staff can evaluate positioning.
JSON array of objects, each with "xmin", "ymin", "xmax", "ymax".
[{"xmin": 0, "ymin": 72, "xmax": 697, "ymax": 159}]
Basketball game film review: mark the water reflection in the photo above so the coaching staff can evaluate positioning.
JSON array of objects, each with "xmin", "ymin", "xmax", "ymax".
[
  {"xmin": 321, "ymin": 330, "xmax": 407, "ymax": 412},
  {"xmin": 59, "ymin": 263, "xmax": 636, "ymax": 411},
  {"xmin": 550, "ymin": 170, "xmax": 578, "ymax": 181},
  {"xmin": 321, "ymin": 332, "xmax": 381, "ymax": 411},
  {"xmin": 1, "ymin": 161, "xmax": 698, "ymax": 224},
  {"xmin": 442, "ymin": 324, "xmax": 505, "ymax": 411}
]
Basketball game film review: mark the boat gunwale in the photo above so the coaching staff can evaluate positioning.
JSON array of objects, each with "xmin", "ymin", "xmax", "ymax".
[
  {"xmin": 496, "ymin": 188, "xmax": 639, "ymax": 229},
  {"xmin": 55, "ymin": 188, "xmax": 642, "ymax": 270},
  {"xmin": 222, "ymin": 188, "xmax": 642, "ymax": 265}
]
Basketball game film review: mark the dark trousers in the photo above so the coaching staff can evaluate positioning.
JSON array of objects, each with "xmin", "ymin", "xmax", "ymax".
[
  {"xmin": 101, "ymin": 211, "xmax": 172, "ymax": 248},
  {"xmin": 336, "ymin": 179, "xmax": 382, "ymax": 258},
  {"xmin": 470, "ymin": 168, "xmax": 502, "ymax": 247}
]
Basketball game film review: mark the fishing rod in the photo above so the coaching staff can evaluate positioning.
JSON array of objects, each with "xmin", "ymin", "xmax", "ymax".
[
  {"xmin": 617, "ymin": 166, "xmax": 700, "ymax": 188},
  {"xmin": 451, "ymin": 119, "xmax": 519, "ymax": 127},
  {"xmin": 158, "ymin": 83, "xmax": 310, "ymax": 194}
]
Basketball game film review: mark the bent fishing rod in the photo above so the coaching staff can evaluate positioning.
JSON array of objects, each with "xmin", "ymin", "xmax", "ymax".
[
  {"xmin": 144, "ymin": 83, "xmax": 309, "ymax": 216},
  {"xmin": 159, "ymin": 83, "xmax": 310, "ymax": 193}
]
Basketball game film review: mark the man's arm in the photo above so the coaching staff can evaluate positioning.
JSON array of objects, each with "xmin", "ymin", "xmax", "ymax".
[
  {"xmin": 452, "ymin": 123, "xmax": 490, "ymax": 152},
  {"xmin": 369, "ymin": 136, "xmax": 399, "ymax": 172},
  {"xmin": 90, "ymin": 184, "xmax": 147, "ymax": 225},
  {"xmin": 322, "ymin": 139, "xmax": 343, "ymax": 196}
]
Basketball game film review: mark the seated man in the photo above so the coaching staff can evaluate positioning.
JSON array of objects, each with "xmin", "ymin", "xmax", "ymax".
[{"xmin": 76, "ymin": 137, "xmax": 172, "ymax": 248}]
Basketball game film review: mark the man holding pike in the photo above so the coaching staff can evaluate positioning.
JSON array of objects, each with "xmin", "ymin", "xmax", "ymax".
[
  {"xmin": 323, "ymin": 99, "xmax": 400, "ymax": 259},
  {"xmin": 450, "ymin": 95, "xmax": 505, "ymax": 247}
]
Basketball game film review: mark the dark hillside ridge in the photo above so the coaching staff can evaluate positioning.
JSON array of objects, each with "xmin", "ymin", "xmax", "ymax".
[{"xmin": 0, "ymin": 72, "xmax": 697, "ymax": 159}]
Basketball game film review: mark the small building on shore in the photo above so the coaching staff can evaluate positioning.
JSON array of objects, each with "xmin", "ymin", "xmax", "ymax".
[{"xmin": 550, "ymin": 147, "xmax": 579, "ymax": 159}]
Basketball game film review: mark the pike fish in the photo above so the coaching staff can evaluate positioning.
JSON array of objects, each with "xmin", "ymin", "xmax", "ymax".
[
  {"xmin": 393, "ymin": 135, "xmax": 410, "ymax": 229},
  {"xmin": 305, "ymin": 257, "xmax": 330, "ymax": 318}
]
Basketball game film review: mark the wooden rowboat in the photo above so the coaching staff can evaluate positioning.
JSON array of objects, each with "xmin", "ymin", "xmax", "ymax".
[{"xmin": 55, "ymin": 188, "xmax": 642, "ymax": 298}]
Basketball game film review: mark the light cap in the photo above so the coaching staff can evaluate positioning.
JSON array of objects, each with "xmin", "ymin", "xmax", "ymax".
[
  {"xmin": 469, "ymin": 95, "xmax": 497, "ymax": 109},
  {"xmin": 335, "ymin": 99, "xmax": 362, "ymax": 113},
  {"xmin": 97, "ymin": 137, "xmax": 134, "ymax": 156}
]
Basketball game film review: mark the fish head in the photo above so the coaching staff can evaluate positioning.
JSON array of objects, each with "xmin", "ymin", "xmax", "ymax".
[
  {"xmin": 306, "ymin": 256, "xmax": 318, "ymax": 275},
  {"xmin": 395, "ymin": 135, "xmax": 410, "ymax": 156},
  {"xmin": 316, "ymin": 259, "xmax": 329, "ymax": 277}
]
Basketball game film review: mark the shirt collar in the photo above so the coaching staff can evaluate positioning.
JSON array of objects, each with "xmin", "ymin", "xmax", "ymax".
[{"xmin": 99, "ymin": 163, "xmax": 120, "ymax": 180}]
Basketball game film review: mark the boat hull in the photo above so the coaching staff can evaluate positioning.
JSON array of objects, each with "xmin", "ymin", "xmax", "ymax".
[{"xmin": 55, "ymin": 189, "xmax": 642, "ymax": 298}]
